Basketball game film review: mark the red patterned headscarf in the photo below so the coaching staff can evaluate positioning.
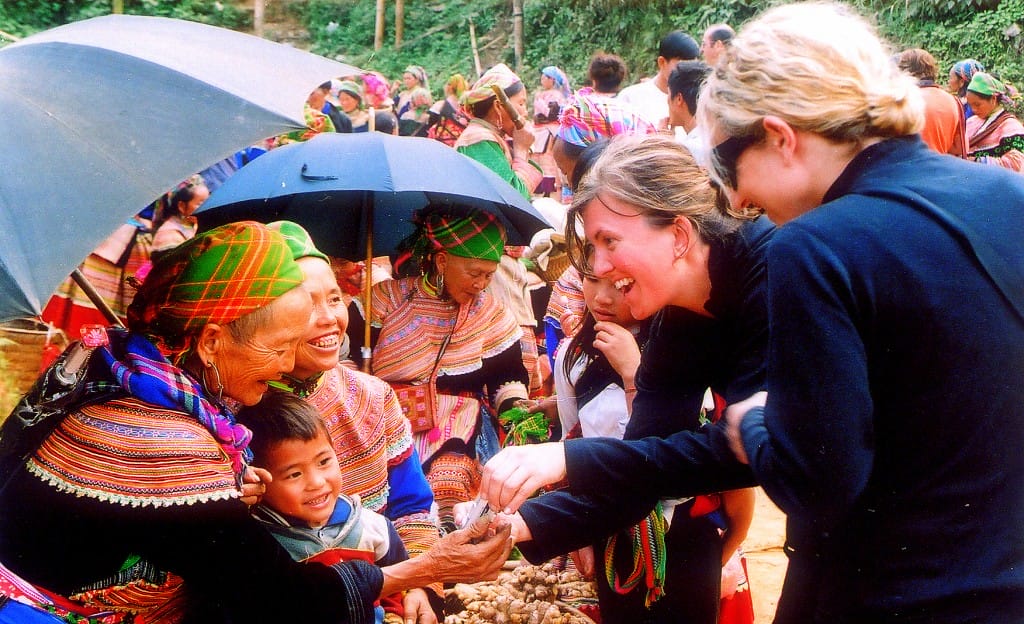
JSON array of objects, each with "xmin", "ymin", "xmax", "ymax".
[{"xmin": 127, "ymin": 221, "xmax": 305, "ymax": 359}]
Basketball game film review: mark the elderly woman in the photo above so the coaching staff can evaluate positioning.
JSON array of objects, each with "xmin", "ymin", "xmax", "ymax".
[
  {"xmin": 483, "ymin": 3, "xmax": 1024, "ymax": 622},
  {"xmin": 455, "ymin": 63, "xmax": 542, "ymax": 201},
  {"xmin": 267, "ymin": 222, "xmax": 445, "ymax": 622},
  {"xmin": 0, "ymin": 222, "xmax": 512, "ymax": 623},
  {"xmin": 964, "ymin": 72, "xmax": 1024, "ymax": 171},
  {"xmin": 349, "ymin": 209, "xmax": 529, "ymax": 533}
]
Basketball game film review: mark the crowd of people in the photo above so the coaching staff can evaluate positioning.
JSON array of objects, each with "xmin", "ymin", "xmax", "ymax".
[{"xmin": 4, "ymin": 2, "xmax": 1024, "ymax": 624}]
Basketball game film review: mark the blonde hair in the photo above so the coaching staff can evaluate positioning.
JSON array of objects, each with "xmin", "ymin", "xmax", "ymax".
[
  {"xmin": 698, "ymin": 2, "xmax": 923, "ymax": 184},
  {"xmin": 565, "ymin": 135, "xmax": 744, "ymax": 274}
]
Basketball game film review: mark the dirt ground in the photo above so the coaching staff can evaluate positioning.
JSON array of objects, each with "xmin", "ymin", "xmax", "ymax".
[{"xmin": 743, "ymin": 488, "xmax": 788, "ymax": 623}]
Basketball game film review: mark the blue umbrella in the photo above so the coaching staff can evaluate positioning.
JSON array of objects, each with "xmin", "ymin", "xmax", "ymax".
[
  {"xmin": 197, "ymin": 131, "xmax": 552, "ymax": 260},
  {"xmin": 0, "ymin": 15, "xmax": 361, "ymax": 323}
]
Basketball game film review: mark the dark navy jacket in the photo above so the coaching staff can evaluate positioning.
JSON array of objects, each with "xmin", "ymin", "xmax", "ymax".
[{"xmin": 559, "ymin": 137, "xmax": 1024, "ymax": 623}]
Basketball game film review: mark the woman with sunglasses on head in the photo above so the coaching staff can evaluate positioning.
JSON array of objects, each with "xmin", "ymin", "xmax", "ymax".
[{"xmin": 483, "ymin": 3, "xmax": 1024, "ymax": 622}]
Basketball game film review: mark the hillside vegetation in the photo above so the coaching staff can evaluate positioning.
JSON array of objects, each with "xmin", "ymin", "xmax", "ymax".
[{"xmin": 2, "ymin": 0, "xmax": 1022, "ymax": 102}]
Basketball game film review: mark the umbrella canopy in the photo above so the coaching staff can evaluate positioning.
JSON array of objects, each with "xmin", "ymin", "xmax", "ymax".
[
  {"xmin": 0, "ymin": 14, "xmax": 361, "ymax": 323},
  {"xmin": 196, "ymin": 132, "xmax": 553, "ymax": 259}
]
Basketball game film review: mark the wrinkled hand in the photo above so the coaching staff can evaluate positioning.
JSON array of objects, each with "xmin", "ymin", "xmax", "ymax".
[
  {"xmin": 425, "ymin": 514, "xmax": 513, "ymax": 583},
  {"xmin": 240, "ymin": 466, "xmax": 271, "ymax": 506},
  {"xmin": 592, "ymin": 321, "xmax": 641, "ymax": 381},
  {"xmin": 402, "ymin": 588, "xmax": 436, "ymax": 624},
  {"xmin": 480, "ymin": 443, "xmax": 567, "ymax": 514},
  {"xmin": 724, "ymin": 391, "xmax": 767, "ymax": 465}
]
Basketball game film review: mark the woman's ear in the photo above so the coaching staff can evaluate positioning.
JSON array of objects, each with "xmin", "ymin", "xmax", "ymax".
[
  {"xmin": 434, "ymin": 251, "xmax": 449, "ymax": 275},
  {"xmin": 761, "ymin": 115, "xmax": 798, "ymax": 160},
  {"xmin": 195, "ymin": 323, "xmax": 226, "ymax": 365},
  {"xmin": 672, "ymin": 216, "xmax": 695, "ymax": 259}
]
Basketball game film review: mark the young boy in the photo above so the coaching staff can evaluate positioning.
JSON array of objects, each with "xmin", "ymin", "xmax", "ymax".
[{"xmin": 236, "ymin": 392, "xmax": 421, "ymax": 624}]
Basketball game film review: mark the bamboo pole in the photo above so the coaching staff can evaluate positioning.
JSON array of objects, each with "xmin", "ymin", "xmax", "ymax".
[
  {"xmin": 361, "ymin": 198, "xmax": 374, "ymax": 374},
  {"xmin": 374, "ymin": 0, "xmax": 386, "ymax": 51},
  {"xmin": 469, "ymin": 18, "xmax": 482, "ymax": 78},
  {"xmin": 253, "ymin": 0, "xmax": 265, "ymax": 37},
  {"xmin": 512, "ymin": 0, "xmax": 524, "ymax": 73},
  {"xmin": 395, "ymin": 0, "xmax": 404, "ymax": 48}
]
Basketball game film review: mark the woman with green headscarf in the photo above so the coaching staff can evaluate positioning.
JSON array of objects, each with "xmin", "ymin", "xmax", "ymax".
[
  {"xmin": 0, "ymin": 222, "xmax": 512, "ymax": 623},
  {"xmin": 348, "ymin": 208, "xmax": 530, "ymax": 533},
  {"xmin": 965, "ymin": 72, "xmax": 1024, "ymax": 171}
]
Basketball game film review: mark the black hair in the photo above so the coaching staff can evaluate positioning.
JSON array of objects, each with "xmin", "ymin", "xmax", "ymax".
[
  {"xmin": 235, "ymin": 391, "xmax": 330, "ymax": 464},
  {"xmin": 667, "ymin": 60, "xmax": 711, "ymax": 115},
  {"xmin": 659, "ymin": 31, "xmax": 700, "ymax": 61},
  {"xmin": 373, "ymin": 110, "xmax": 399, "ymax": 134},
  {"xmin": 570, "ymin": 139, "xmax": 610, "ymax": 191},
  {"xmin": 151, "ymin": 178, "xmax": 206, "ymax": 234},
  {"xmin": 588, "ymin": 53, "xmax": 628, "ymax": 93},
  {"xmin": 706, "ymin": 24, "xmax": 735, "ymax": 45}
]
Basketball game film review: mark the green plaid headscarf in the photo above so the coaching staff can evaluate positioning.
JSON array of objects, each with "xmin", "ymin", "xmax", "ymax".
[
  {"xmin": 405, "ymin": 210, "xmax": 506, "ymax": 265},
  {"xmin": 267, "ymin": 221, "xmax": 329, "ymax": 263},
  {"xmin": 127, "ymin": 221, "xmax": 305, "ymax": 359}
]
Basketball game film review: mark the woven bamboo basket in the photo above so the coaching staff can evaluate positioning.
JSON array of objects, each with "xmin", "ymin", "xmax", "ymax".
[
  {"xmin": 531, "ymin": 232, "xmax": 573, "ymax": 284},
  {"xmin": 0, "ymin": 319, "xmax": 68, "ymax": 418},
  {"xmin": 535, "ymin": 252, "xmax": 572, "ymax": 284}
]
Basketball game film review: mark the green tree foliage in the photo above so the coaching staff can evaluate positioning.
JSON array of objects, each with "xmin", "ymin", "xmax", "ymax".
[
  {"xmin": 3, "ymin": 0, "xmax": 1021, "ymax": 102},
  {"xmin": 299, "ymin": 0, "xmax": 1022, "ymax": 104},
  {"xmin": 0, "ymin": 0, "xmax": 248, "ymax": 39}
]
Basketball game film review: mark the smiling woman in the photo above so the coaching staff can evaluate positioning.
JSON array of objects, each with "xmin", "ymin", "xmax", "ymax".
[
  {"xmin": 488, "ymin": 135, "xmax": 769, "ymax": 624},
  {"xmin": 0, "ymin": 221, "xmax": 514, "ymax": 624},
  {"xmin": 266, "ymin": 221, "xmax": 446, "ymax": 622}
]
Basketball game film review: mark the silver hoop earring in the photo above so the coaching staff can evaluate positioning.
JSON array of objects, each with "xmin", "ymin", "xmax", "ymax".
[
  {"xmin": 204, "ymin": 361, "xmax": 224, "ymax": 402},
  {"xmin": 436, "ymin": 271, "xmax": 445, "ymax": 293}
]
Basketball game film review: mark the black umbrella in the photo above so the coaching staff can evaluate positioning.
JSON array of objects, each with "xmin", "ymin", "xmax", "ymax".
[
  {"xmin": 0, "ymin": 14, "xmax": 362, "ymax": 323},
  {"xmin": 196, "ymin": 131, "xmax": 553, "ymax": 368},
  {"xmin": 197, "ymin": 131, "xmax": 551, "ymax": 258}
]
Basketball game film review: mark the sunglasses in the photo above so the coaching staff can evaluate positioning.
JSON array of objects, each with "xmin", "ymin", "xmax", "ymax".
[{"xmin": 711, "ymin": 133, "xmax": 760, "ymax": 189}]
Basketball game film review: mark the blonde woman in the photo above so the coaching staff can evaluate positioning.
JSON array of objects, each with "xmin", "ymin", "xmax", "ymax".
[{"xmin": 483, "ymin": 3, "xmax": 1024, "ymax": 622}]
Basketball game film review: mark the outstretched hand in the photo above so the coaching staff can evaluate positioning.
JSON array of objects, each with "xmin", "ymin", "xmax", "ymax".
[
  {"xmin": 426, "ymin": 513, "xmax": 513, "ymax": 583},
  {"xmin": 480, "ymin": 443, "xmax": 567, "ymax": 514},
  {"xmin": 724, "ymin": 391, "xmax": 767, "ymax": 464}
]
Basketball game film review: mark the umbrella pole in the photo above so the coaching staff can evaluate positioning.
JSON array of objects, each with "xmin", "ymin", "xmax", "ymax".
[
  {"xmin": 362, "ymin": 204, "xmax": 374, "ymax": 374},
  {"xmin": 71, "ymin": 268, "xmax": 125, "ymax": 328}
]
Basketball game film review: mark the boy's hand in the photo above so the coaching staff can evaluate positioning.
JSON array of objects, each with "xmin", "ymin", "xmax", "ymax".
[
  {"xmin": 240, "ymin": 466, "xmax": 272, "ymax": 506},
  {"xmin": 402, "ymin": 588, "xmax": 436, "ymax": 624}
]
